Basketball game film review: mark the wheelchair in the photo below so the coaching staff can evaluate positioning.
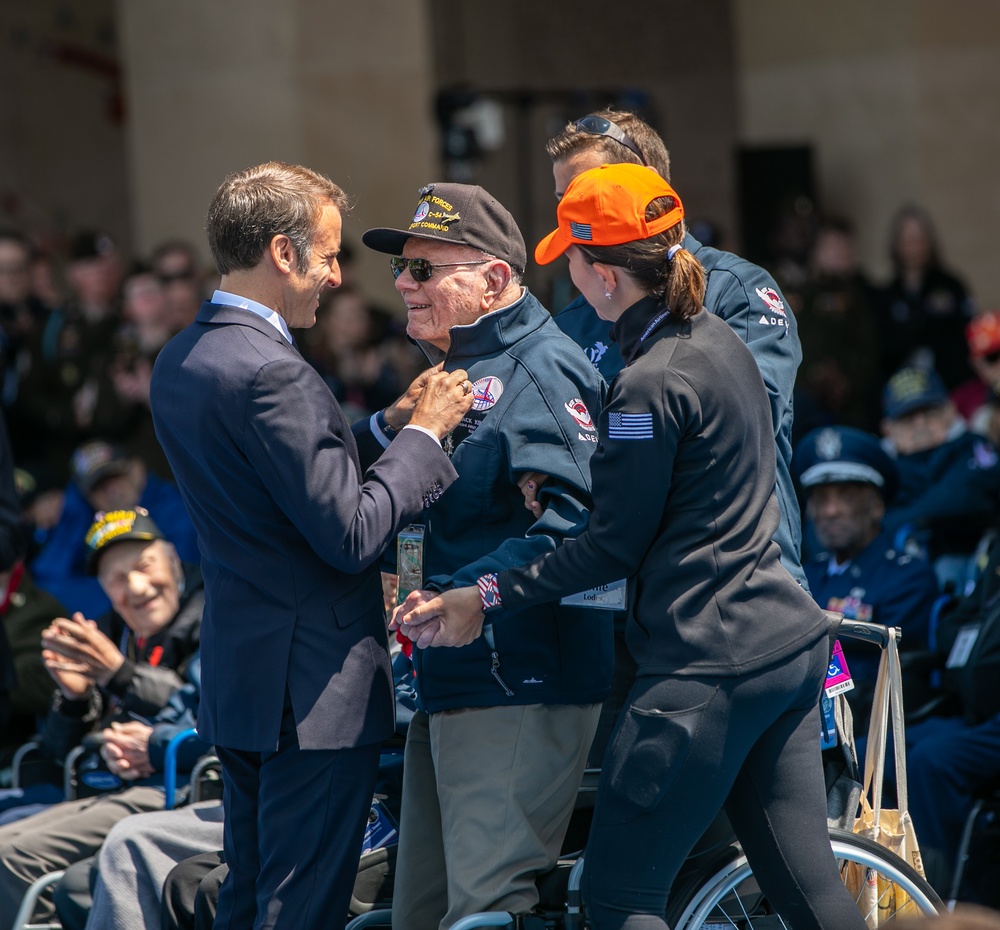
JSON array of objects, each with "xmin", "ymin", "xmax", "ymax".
[
  {"xmin": 347, "ymin": 619, "xmax": 944, "ymax": 929},
  {"xmin": 8, "ymin": 729, "xmax": 222, "ymax": 930}
]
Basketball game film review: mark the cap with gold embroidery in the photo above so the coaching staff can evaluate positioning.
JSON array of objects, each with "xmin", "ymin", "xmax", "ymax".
[
  {"xmin": 85, "ymin": 507, "xmax": 165, "ymax": 575},
  {"xmin": 362, "ymin": 182, "xmax": 526, "ymax": 275}
]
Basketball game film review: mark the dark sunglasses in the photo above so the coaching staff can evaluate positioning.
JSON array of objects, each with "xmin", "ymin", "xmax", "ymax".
[
  {"xmin": 573, "ymin": 116, "xmax": 644, "ymax": 161},
  {"xmin": 389, "ymin": 257, "xmax": 490, "ymax": 283}
]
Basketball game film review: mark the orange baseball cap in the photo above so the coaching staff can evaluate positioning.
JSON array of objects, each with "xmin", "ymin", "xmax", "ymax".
[
  {"xmin": 967, "ymin": 311, "xmax": 1000, "ymax": 358},
  {"xmin": 535, "ymin": 163, "xmax": 685, "ymax": 266}
]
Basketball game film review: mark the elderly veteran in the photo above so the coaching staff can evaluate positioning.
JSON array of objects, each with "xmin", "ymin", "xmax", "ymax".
[
  {"xmin": 0, "ymin": 507, "xmax": 208, "ymax": 927},
  {"xmin": 358, "ymin": 181, "xmax": 610, "ymax": 929},
  {"xmin": 795, "ymin": 425, "xmax": 939, "ymax": 732}
]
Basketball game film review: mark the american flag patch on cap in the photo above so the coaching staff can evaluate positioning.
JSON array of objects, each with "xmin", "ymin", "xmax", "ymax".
[
  {"xmin": 570, "ymin": 221, "xmax": 593, "ymax": 241},
  {"xmin": 607, "ymin": 411, "xmax": 654, "ymax": 440}
]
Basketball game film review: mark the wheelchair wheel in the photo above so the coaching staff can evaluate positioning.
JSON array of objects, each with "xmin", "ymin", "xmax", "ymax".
[{"xmin": 666, "ymin": 828, "xmax": 943, "ymax": 928}]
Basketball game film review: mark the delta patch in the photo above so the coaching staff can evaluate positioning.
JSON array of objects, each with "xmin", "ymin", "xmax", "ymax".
[
  {"xmin": 471, "ymin": 376, "xmax": 504, "ymax": 411},
  {"xmin": 564, "ymin": 398, "xmax": 596, "ymax": 432},
  {"xmin": 756, "ymin": 286, "xmax": 786, "ymax": 316}
]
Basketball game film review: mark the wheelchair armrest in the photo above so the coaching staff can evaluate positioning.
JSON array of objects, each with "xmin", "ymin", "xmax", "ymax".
[{"xmin": 163, "ymin": 727, "xmax": 199, "ymax": 810}]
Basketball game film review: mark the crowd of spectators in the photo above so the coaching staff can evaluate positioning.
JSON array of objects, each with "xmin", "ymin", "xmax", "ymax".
[{"xmin": 1, "ymin": 190, "xmax": 1000, "ymax": 926}]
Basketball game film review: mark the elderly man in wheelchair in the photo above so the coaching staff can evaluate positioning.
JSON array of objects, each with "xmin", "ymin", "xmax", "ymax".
[{"xmin": 0, "ymin": 508, "xmax": 208, "ymax": 927}]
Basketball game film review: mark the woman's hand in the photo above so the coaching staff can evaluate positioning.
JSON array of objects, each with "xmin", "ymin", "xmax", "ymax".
[{"xmin": 393, "ymin": 587, "xmax": 485, "ymax": 648}]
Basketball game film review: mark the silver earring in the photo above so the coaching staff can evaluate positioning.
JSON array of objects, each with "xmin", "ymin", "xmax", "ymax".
[{"xmin": 604, "ymin": 290, "xmax": 612, "ymax": 300}]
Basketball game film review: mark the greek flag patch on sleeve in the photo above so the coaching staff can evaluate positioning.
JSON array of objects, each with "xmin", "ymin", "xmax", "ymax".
[{"xmin": 607, "ymin": 411, "xmax": 653, "ymax": 439}]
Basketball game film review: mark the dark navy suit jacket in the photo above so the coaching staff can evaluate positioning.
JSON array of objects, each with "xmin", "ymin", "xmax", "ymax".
[{"xmin": 150, "ymin": 301, "xmax": 457, "ymax": 752}]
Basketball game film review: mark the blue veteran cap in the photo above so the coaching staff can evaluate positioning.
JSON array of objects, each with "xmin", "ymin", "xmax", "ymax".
[
  {"xmin": 793, "ymin": 426, "xmax": 898, "ymax": 502},
  {"xmin": 882, "ymin": 366, "xmax": 949, "ymax": 420}
]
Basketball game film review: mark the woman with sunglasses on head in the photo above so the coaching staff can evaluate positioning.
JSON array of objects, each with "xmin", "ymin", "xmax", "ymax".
[{"xmin": 396, "ymin": 163, "xmax": 869, "ymax": 930}]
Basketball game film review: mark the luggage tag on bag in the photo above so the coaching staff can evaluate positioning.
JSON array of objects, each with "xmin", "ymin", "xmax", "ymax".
[
  {"xmin": 824, "ymin": 639, "xmax": 855, "ymax": 697},
  {"xmin": 560, "ymin": 578, "xmax": 628, "ymax": 611},
  {"xmin": 946, "ymin": 623, "xmax": 980, "ymax": 668},
  {"xmin": 396, "ymin": 525, "xmax": 424, "ymax": 606},
  {"xmin": 819, "ymin": 691, "xmax": 838, "ymax": 750}
]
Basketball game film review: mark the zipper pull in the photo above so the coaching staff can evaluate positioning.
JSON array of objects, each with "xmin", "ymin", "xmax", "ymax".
[{"xmin": 490, "ymin": 651, "xmax": 514, "ymax": 697}]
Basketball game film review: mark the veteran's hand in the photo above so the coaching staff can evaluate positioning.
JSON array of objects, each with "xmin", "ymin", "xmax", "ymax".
[
  {"xmin": 41, "ymin": 613, "xmax": 125, "ymax": 687},
  {"xmin": 100, "ymin": 721, "xmax": 155, "ymax": 780},
  {"xmin": 517, "ymin": 471, "xmax": 550, "ymax": 519}
]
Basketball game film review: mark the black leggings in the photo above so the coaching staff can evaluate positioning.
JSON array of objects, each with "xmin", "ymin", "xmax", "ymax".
[{"xmin": 582, "ymin": 636, "xmax": 868, "ymax": 930}]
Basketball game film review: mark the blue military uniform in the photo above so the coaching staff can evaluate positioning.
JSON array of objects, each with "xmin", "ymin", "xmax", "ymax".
[
  {"xmin": 805, "ymin": 529, "xmax": 938, "ymax": 717},
  {"xmin": 795, "ymin": 425, "xmax": 940, "ymax": 731}
]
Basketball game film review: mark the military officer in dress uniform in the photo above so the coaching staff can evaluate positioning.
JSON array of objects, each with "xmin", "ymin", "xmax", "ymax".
[{"xmin": 795, "ymin": 425, "xmax": 941, "ymax": 732}]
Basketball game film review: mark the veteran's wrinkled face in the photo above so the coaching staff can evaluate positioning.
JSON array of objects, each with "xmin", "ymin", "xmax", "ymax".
[
  {"xmin": 394, "ymin": 238, "xmax": 494, "ymax": 351},
  {"xmin": 97, "ymin": 539, "xmax": 182, "ymax": 639}
]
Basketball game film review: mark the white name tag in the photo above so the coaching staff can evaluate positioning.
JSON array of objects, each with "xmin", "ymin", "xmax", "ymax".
[
  {"xmin": 946, "ymin": 624, "xmax": 980, "ymax": 668},
  {"xmin": 560, "ymin": 578, "xmax": 627, "ymax": 610}
]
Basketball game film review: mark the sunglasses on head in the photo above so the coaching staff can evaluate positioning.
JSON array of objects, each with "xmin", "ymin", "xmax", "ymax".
[
  {"xmin": 573, "ymin": 116, "xmax": 644, "ymax": 161},
  {"xmin": 389, "ymin": 257, "xmax": 491, "ymax": 283}
]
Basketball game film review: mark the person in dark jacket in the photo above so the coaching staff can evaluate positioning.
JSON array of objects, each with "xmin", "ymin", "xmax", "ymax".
[
  {"xmin": 0, "ymin": 507, "xmax": 208, "ymax": 927},
  {"xmin": 880, "ymin": 366, "xmax": 1000, "ymax": 560},
  {"xmin": 399, "ymin": 164, "xmax": 868, "ymax": 930},
  {"xmin": 794, "ymin": 425, "xmax": 939, "ymax": 732},
  {"xmin": 541, "ymin": 108, "xmax": 806, "ymax": 588},
  {"xmin": 36, "ymin": 507, "xmax": 201, "ymax": 768},
  {"xmin": 150, "ymin": 161, "xmax": 471, "ymax": 930},
  {"xmin": 875, "ymin": 205, "xmax": 975, "ymax": 390},
  {"xmin": 359, "ymin": 180, "xmax": 611, "ymax": 929}
]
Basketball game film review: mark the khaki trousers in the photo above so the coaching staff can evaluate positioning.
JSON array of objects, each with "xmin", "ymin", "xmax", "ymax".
[{"xmin": 392, "ymin": 703, "xmax": 600, "ymax": 930}]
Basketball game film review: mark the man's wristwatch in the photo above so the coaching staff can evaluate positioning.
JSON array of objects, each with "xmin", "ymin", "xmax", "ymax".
[{"xmin": 376, "ymin": 408, "xmax": 398, "ymax": 439}]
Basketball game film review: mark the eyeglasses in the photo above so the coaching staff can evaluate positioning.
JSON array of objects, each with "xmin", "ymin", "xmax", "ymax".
[
  {"xmin": 573, "ymin": 116, "xmax": 644, "ymax": 161},
  {"xmin": 389, "ymin": 257, "xmax": 491, "ymax": 282}
]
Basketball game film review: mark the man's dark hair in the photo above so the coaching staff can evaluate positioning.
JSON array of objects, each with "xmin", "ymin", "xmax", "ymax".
[{"xmin": 206, "ymin": 162, "xmax": 349, "ymax": 275}]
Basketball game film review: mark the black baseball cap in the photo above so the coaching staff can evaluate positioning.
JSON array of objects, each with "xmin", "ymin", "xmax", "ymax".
[
  {"xmin": 362, "ymin": 183, "xmax": 526, "ymax": 275},
  {"xmin": 85, "ymin": 507, "xmax": 165, "ymax": 575}
]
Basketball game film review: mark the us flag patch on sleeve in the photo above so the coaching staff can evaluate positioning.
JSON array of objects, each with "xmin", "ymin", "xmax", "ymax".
[{"xmin": 607, "ymin": 411, "xmax": 653, "ymax": 439}]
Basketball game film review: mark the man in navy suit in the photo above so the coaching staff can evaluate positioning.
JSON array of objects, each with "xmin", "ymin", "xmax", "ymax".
[{"xmin": 150, "ymin": 161, "xmax": 473, "ymax": 930}]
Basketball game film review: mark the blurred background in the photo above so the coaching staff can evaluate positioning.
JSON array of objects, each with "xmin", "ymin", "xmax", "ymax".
[{"xmin": 2, "ymin": 0, "xmax": 998, "ymax": 309}]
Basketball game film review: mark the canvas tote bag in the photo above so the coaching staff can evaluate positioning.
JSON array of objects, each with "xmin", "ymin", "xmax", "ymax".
[{"xmin": 843, "ymin": 627, "xmax": 926, "ymax": 927}]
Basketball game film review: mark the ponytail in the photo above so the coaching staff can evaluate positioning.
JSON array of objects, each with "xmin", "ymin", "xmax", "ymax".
[
  {"xmin": 576, "ymin": 192, "xmax": 705, "ymax": 320},
  {"xmin": 663, "ymin": 246, "xmax": 705, "ymax": 321}
]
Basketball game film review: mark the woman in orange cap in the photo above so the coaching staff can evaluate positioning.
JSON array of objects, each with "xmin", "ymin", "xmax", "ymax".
[{"xmin": 395, "ymin": 163, "xmax": 868, "ymax": 929}]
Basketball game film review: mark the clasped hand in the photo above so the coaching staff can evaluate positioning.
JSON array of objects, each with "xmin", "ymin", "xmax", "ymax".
[
  {"xmin": 389, "ymin": 587, "xmax": 485, "ymax": 649},
  {"xmin": 41, "ymin": 612, "xmax": 126, "ymax": 698},
  {"xmin": 99, "ymin": 720, "xmax": 155, "ymax": 780},
  {"xmin": 384, "ymin": 363, "xmax": 474, "ymax": 440}
]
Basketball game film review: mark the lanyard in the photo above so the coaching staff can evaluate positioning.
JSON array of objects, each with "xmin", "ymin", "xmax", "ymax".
[{"xmin": 623, "ymin": 307, "xmax": 671, "ymax": 367}]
